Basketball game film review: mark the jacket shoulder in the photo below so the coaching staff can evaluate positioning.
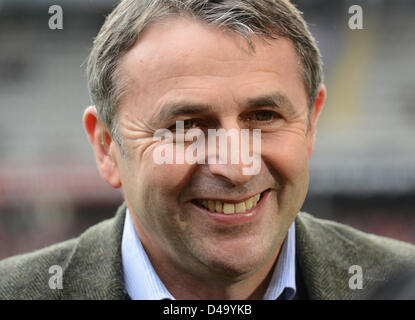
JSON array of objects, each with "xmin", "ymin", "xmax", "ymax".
[
  {"xmin": 0, "ymin": 238, "xmax": 77, "ymax": 299},
  {"xmin": 0, "ymin": 204, "xmax": 126, "ymax": 300},
  {"xmin": 297, "ymin": 212, "xmax": 415, "ymax": 277}
]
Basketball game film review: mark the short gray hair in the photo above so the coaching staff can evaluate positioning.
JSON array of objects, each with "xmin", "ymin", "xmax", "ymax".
[{"xmin": 87, "ymin": 0, "xmax": 323, "ymax": 151}]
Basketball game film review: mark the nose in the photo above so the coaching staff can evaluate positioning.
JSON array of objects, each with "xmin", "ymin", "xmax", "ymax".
[
  {"xmin": 208, "ymin": 162, "xmax": 253, "ymax": 186},
  {"xmin": 206, "ymin": 122, "xmax": 259, "ymax": 186}
]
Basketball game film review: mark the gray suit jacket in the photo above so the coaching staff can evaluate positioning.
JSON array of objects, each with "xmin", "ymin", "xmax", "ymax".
[{"xmin": 1, "ymin": 203, "xmax": 414, "ymax": 299}]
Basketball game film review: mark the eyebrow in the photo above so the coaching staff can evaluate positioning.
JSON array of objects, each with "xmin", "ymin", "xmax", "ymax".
[
  {"xmin": 151, "ymin": 91, "xmax": 295, "ymax": 126},
  {"xmin": 244, "ymin": 92, "xmax": 296, "ymax": 115},
  {"xmin": 151, "ymin": 103, "xmax": 214, "ymax": 126}
]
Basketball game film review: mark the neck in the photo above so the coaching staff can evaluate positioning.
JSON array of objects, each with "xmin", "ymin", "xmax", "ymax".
[{"xmin": 154, "ymin": 252, "xmax": 279, "ymax": 300}]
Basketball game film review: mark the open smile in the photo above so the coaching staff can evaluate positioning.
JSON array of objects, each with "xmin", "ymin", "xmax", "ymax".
[
  {"xmin": 190, "ymin": 189, "xmax": 271, "ymax": 225},
  {"xmin": 192, "ymin": 191, "xmax": 267, "ymax": 214}
]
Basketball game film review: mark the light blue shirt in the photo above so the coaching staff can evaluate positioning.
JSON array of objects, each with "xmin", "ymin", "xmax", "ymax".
[{"xmin": 122, "ymin": 208, "xmax": 296, "ymax": 300}]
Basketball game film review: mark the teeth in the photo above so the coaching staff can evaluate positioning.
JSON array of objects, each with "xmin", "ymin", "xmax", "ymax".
[
  {"xmin": 223, "ymin": 203, "xmax": 235, "ymax": 215},
  {"xmin": 235, "ymin": 202, "xmax": 246, "ymax": 213},
  {"xmin": 215, "ymin": 201, "xmax": 223, "ymax": 212},
  {"xmin": 208, "ymin": 200, "xmax": 216, "ymax": 212},
  {"xmin": 196, "ymin": 192, "xmax": 262, "ymax": 214},
  {"xmin": 245, "ymin": 198, "xmax": 253, "ymax": 210}
]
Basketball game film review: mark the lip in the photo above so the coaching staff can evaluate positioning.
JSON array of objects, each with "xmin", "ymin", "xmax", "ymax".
[{"xmin": 188, "ymin": 189, "xmax": 271, "ymax": 225}]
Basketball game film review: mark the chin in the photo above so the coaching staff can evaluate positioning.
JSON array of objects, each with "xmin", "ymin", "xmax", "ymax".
[
  {"xmin": 207, "ymin": 256, "xmax": 265, "ymax": 280},
  {"xmin": 194, "ymin": 240, "xmax": 274, "ymax": 280}
]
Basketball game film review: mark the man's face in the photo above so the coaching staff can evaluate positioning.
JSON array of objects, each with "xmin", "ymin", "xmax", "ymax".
[{"xmin": 113, "ymin": 18, "xmax": 322, "ymax": 279}]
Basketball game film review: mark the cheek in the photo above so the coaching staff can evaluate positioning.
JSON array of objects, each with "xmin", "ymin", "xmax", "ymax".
[
  {"xmin": 138, "ymin": 143, "xmax": 198, "ymax": 202},
  {"xmin": 121, "ymin": 149, "xmax": 196, "ymax": 235},
  {"xmin": 261, "ymin": 131, "xmax": 311, "ymax": 215},
  {"xmin": 147, "ymin": 162, "xmax": 194, "ymax": 197},
  {"xmin": 261, "ymin": 133, "xmax": 309, "ymax": 184},
  {"xmin": 122, "ymin": 136, "xmax": 194, "ymax": 193}
]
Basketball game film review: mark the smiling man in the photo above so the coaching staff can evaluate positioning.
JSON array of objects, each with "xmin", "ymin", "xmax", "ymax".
[
  {"xmin": 103, "ymin": 17, "xmax": 312, "ymax": 300},
  {"xmin": 1, "ymin": 0, "xmax": 415, "ymax": 300}
]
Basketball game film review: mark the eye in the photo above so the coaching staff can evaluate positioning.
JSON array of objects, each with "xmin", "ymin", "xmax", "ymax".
[
  {"xmin": 253, "ymin": 111, "xmax": 274, "ymax": 121},
  {"xmin": 182, "ymin": 119, "xmax": 197, "ymax": 130},
  {"xmin": 246, "ymin": 110, "xmax": 282, "ymax": 122},
  {"xmin": 168, "ymin": 119, "xmax": 197, "ymax": 131}
]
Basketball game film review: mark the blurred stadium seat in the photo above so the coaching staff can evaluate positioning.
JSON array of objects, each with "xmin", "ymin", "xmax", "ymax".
[{"xmin": 0, "ymin": 0, "xmax": 414, "ymax": 259}]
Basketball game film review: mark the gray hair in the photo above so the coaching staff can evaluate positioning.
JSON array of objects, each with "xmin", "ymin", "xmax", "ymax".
[{"xmin": 87, "ymin": 0, "xmax": 323, "ymax": 153}]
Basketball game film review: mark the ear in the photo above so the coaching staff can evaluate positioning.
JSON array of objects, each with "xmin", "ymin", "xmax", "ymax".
[
  {"xmin": 307, "ymin": 84, "xmax": 326, "ymax": 159},
  {"xmin": 83, "ymin": 106, "xmax": 122, "ymax": 188}
]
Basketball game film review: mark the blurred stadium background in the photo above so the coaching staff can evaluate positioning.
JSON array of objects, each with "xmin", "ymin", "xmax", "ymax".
[{"xmin": 0, "ymin": 0, "xmax": 414, "ymax": 260}]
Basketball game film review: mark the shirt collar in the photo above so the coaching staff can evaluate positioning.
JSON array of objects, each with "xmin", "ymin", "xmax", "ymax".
[
  {"xmin": 121, "ymin": 209, "xmax": 174, "ymax": 300},
  {"xmin": 122, "ymin": 208, "xmax": 296, "ymax": 300},
  {"xmin": 263, "ymin": 221, "xmax": 296, "ymax": 300}
]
